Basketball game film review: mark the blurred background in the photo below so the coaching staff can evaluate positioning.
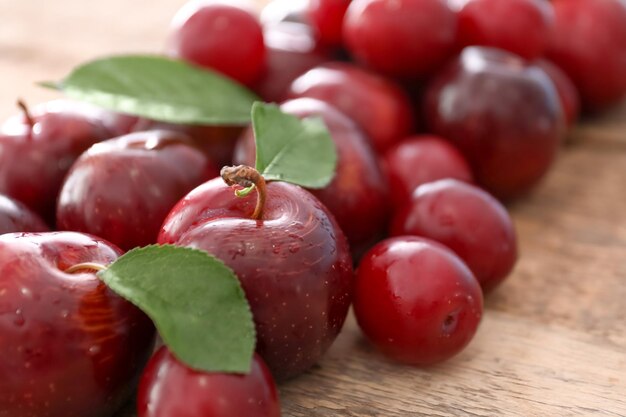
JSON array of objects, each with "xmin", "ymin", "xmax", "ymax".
[
  {"xmin": 0, "ymin": 0, "xmax": 196, "ymax": 119},
  {"xmin": 2, "ymin": 0, "xmax": 625, "ymax": 121}
]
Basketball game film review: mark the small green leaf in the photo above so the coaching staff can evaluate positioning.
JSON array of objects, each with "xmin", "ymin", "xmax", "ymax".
[
  {"xmin": 253, "ymin": 102, "xmax": 337, "ymax": 188},
  {"xmin": 99, "ymin": 245, "xmax": 255, "ymax": 373},
  {"xmin": 41, "ymin": 55, "xmax": 258, "ymax": 125}
]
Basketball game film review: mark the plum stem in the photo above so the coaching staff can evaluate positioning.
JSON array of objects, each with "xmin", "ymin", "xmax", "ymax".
[
  {"xmin": 221, "ymin": 165, "xmax": 267, "ymax": 220},
  {"xmin": 65, "ymin": 262, "xmax": 108, "ymax": 274},
  {"xmin": 16, "ymin": 99, "xmax": 35, "ymax": 130}
]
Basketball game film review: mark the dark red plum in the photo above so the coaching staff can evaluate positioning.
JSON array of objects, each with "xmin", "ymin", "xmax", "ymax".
[
  {"xmin": 286, "ymin": 62, "xmax": 415, "ymax": 152},
  {"xmin": 392, "ymin": 179, "xmax": 518, "ymax": 292},
  {"xmin": 254, "ymin": 23, "xmax": 331, "ymax": 103},
  {"xmin": 382, "ymin": 135, "xmax": 474, "ymax": 210},
  {"xmin": 456, "ymin": 0, "xmax": 555, "ymax": 60},
  {"xmin": 0, "ymin": 232, "xmax": 155, "ymax": 417},
  {"xmin": 0, "ymin": 100, "xmax": 114, "ymax": 223},
  {"xmin": 547, "ymin": 0, "xmax": 626, "ymax": 110},
  {"xmin": 306, "ymin": 0, "xmax": 351, "ymax": 47},
  {"xmin": 354, "ymin": 236, "xmax": 483, "ymax": 365},
  {"xmin": 159, "ymin": 178, "xmax": 353, "ymax": 381},
  {"xmin": 424, "ymin": 47, "xmax": 565, "ymax": 200},
  {"xmin": 167, "ymin": 1, "xmax": 266, "ymax": 86},
  {"xmin": 57, "ymin": 130, "xmax": 217, "ymax": 251},
  {"xmin": 133, "ymin": 118, "xmax": 242, "ymax": 167},
  {"xmin": 343, "ymin": 0, "xmax": 457, "ymax": 79},
  {"xmin": 0, "ymin": 194, "xmax": 49, "ymax": 234},
  {"xmin": 137, "ymin": 348, "xmax": 280, "ymax": 417},
  {"xmin": 534, "ymin": 59, "xmax": 580, "ymax": 128}
]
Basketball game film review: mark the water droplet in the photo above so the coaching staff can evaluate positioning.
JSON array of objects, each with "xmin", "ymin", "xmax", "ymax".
[
  {"xmin": 229, "ymin": 246, "xmax": 246, "ymax": 260},
  {"xmin": 288, "ymin": 244, "xmax": 300, "ymax": 254},
  {"xmin": 14, "ymin": 309, "xmax": 25, "ymax": 326},
  {"xmin": 88, "ymin": 345, "xmax": 101, "ymax": 356},
  {"xmin": 287, "ymin": 233, "xmax": 304, "ymax": 241}
]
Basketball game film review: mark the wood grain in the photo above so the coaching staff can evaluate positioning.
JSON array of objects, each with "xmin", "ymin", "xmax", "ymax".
[{"xmin": 1, "ymin": 1, "xmax": 625, "ymax": 415}]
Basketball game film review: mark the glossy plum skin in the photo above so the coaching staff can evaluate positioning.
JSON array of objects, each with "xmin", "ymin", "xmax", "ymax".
[
  {"xmin": 343, "ymin": 0, "xmax": 457, "ymax": 79},
  {"xmin": 42, "ymin": 102, "xmax": 138, "ymax": 138},
  {"xmin": 137, "ymin": 348, "xmax": 280, "ymax": 417},
  {"xmin": 392, "ymin": 180, "xmax": 517, "ymax": 292},
  {"xmin": 0, "ymin": 100, "xmax": 113, "ymax": 223},
  {"xmin": 424, "ymin": 47, "xmax": 565, "ymax": 200},
  {"xmin": 307, "ymin": 0, "xmax": 351, "ymax": 47},
  {"xmin": 254, "ymin": 23, "xmax": 331, "ymax": 103},
  {"xmin": 534, "ymin": 59, "xmax": 580, "ymax": 127},
  {"xmin": 167, "ymin": 2, "xmax": 266, "ymax": 86},
  {"xmin": 57, "ymin": 130, "xmax": 217, "ymax": 251},
  {"xmin": 0, "ymin": 194, "xmax": 49, "ymax": 234},
  {"xmin": 547, "ymin": 0, "xmax": 626, "ymax": 109},
  {"xmin": 382, "ymin": 135, "xmax": 474, "ymax": 210},
  {"xmin": 260, "ymin": 0, "xmax": 310, "ymax": 26},
  {"xmin": 456, "ymin": 0, "xmax": 555, "ymax": 60},
  {"xmin": 159, "ymin": 179, "xmax": 353, "ymax": 380},
  {"xmin": 0, "ymin": 232, "xmax": 156, "ymax": 417},
  {"xmin": 133, "ymin": 118, "xmax": 242, "ymax": 167},
  {"xmin": 354, "ymin": 236, "xmax": 483, "ymax": 365},
  {"xmin": 97, "ymin": 111, "xmax": 139, "ymax": 137},
  {"xmin": 235, "ymin": 98, "xmax": 389, "ymax": 254},
  {"xmin": 287, "ymin": 62, "xmax": 415, "ymax": 152}
]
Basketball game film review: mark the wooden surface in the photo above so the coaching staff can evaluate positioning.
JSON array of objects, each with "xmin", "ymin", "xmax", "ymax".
[{"xmin": 1, "ymin": 1, "xmax": 625, "ymax": 416}]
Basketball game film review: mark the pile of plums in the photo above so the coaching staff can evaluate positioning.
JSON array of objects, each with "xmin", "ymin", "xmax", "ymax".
[{"xmin": 1, "ymin": 0, "xmax": 625, "ymax": 415}]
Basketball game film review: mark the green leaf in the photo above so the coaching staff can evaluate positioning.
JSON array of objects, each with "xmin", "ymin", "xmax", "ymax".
[
  {"xmin": 252, "ymin": 102, "xmax": 337, "ymax": 188},
  {"xmin": 99, "ymin": 245, "xmax": 255, "ymax": 373},
  {"xmin": 40, "ymin": 55, "xmax": 258, "ymax": 125}
]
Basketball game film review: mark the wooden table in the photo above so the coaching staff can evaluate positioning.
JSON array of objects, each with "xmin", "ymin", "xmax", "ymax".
[{"xmin": 1, "ymin": 1, "xmax": 625, "ymax": 415}]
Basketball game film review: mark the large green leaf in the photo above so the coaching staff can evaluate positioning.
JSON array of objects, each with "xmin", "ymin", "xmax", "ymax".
[
  {"xmin": 41, "ymin": 55, "xmax": 258, "ymax": 125},
  {"xmin": 99, "ymin": 245, "xmax": 255, "ymax": 373}
]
